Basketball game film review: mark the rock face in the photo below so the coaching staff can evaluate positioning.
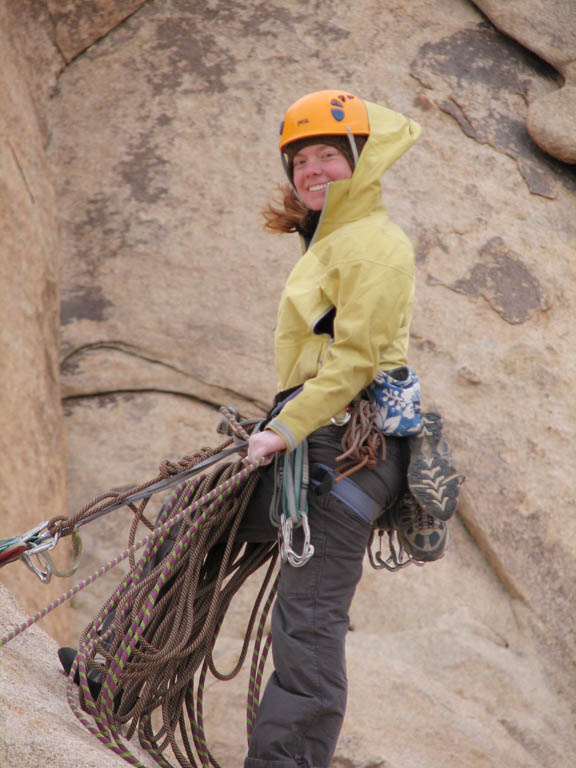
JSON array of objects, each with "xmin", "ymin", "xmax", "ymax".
[
  {"xmin": 0, "ymin": 583, "xmax": 151, "ymax": 768},
  {"xmin": 0, "ymin": 0, "xmax": 69, "ymax": 641},
  {"xmin": 1, "ymin": 1, "xmax": 576, "ymax": 767},
  {"xmin": 470, "ymin": 0, "xmax": 576, "ymax": 162}
]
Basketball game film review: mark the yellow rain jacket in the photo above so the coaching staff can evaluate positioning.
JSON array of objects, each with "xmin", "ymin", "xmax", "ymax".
[{"xmin": 267, "ymin": 101, "xmax": 421, "ymax": 452}]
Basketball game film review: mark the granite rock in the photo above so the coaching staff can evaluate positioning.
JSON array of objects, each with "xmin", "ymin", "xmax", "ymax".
[{"xmin": 1, "ymin": 1, "xmax": 575, "ymax": 766}]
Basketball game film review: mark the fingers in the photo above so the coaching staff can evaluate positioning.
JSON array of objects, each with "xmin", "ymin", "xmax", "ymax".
[{"xmin": 245, "ymin": 430, "xmax": 287, "ymax": 465}]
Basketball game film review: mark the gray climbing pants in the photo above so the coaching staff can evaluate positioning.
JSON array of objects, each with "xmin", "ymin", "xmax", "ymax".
[{"xmin": 240, "ymin": 425, "xmax": 408, "ymax": 768}]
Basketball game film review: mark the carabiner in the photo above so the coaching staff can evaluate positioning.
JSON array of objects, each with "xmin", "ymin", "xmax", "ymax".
[
  {"xmin": 19, "ymin": 523, "xmax": 61, "ymax": 583},
  {"xmin": 21, "ymin": 550, "xmax": 53, "ymax": 583},
  {"xmin": 280, "ymin": 514, "xmax": 314, "ymax": 568}
]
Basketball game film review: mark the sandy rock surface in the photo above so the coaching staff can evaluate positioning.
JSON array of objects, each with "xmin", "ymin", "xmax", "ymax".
[
  {"xmin": 0, "ymin": 584, "xmax": 152, "ymax": 768},
  {"xmin": 1, "ymin": 1, "xmax": 575, "ymax": 766}
]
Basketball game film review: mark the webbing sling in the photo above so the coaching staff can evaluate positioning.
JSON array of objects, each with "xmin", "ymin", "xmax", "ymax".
[{"xmin": 270, "ymin": 442, "xmax": 315, "ymax": 568}]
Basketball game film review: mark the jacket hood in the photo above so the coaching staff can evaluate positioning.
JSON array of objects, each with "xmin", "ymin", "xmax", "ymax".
[{"xmin": 311, "ymin": 101, "xmax": 421, "ymax": 243}]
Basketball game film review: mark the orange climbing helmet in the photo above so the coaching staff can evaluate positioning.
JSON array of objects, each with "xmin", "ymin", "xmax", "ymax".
[{"xmin": 279, "ymin": 90, "xmax": 370, "ymax": 150}]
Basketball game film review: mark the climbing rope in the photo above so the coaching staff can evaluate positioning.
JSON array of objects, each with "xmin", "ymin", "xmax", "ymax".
[
  {"xmin": 1, "ymin": 408, "xmax": 281, "ymax": 768},
  {"xmin": 64, "ymin": 458, "xmax": 278, "ymax": 768},
  {"xmin": 0, "ymin": 403, "xmax": 427, "ymax": 766},
  {"xmin": 334, "ymin": 399, "xmax": 387, "ymax": 480}
]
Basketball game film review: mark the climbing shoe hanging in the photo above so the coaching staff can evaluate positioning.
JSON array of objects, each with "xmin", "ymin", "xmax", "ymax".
[{"xmin": 407, "ymin": 411, "xmax": 464, "ymax": 521}]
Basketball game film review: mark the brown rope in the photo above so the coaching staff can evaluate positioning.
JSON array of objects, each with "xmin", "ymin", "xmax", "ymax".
[
  {"xmin": 70, "ymin": 409, "xmax": 276, "ymax": 767},
  {"xmin": 83, "ymin": 460, "xmax": 277, "ymax": 767},
  {"xmin": 334, "ymin": 399, "xmax": 386, "ymax": 481},
  {"xmin": 45, "ymin": 440, "xmax": 234, "ymax": 541}
]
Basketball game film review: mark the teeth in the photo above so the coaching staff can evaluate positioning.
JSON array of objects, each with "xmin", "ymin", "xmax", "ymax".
[{"xmin": 309, "ymin": 183, "xmax": 328, "ymax": 192}]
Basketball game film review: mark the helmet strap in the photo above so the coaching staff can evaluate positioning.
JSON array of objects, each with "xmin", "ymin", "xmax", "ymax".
[
  {"xmin": 281, "ymin": 151, "xmax": 305, "ymax": 203},
  {"xmin": 346, "ymin": 128, "xmax": 359, "ymax": 168}
]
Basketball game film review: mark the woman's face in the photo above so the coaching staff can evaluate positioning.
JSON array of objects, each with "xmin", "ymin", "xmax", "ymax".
[{"xmin": 292, "ymin": 143, "xmax": 352, "ymax": 211}]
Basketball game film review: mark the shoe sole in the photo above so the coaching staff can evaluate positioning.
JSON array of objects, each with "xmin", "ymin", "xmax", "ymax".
[
  {"xmin": 407, "ymin": 412, "xmax": 463, "ymax": 522},
  {"xmin": 399, "ymin": 526, "xmax": 448, "ymax": 562}
]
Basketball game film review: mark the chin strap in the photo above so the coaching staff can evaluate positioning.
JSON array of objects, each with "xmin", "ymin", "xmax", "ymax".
[{"xmin": 346, "ymin": 128, "xmax": 359, "ymax": 167}]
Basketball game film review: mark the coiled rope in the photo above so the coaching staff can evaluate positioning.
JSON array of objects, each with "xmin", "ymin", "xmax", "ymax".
[
  {"xmin": 64, "ymin": 456, "xmax": 278, "ymax": 768},
  {"xmin": 1, "ymin": 407, "xmax": 280, "ymax": 768},
  {"xmin": 335, "ymin": 399, "xmax": 387, "ymax": 480}
]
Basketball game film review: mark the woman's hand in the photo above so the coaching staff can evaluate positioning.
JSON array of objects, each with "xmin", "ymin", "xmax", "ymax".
[{"xmin": 246, "ymin": 430, "xmax": 286, "ymax": 465}]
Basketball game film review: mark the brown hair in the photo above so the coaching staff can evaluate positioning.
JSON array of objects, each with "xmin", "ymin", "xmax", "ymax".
[{"xmin": 262, "ymin": 184, "xmax": 309, "ymax": 234}]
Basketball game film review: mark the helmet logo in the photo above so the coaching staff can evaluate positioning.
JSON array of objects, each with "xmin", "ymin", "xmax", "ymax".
[{"xmin": 330, "ymin": 96, "xmax": 352, "ymax": 122}]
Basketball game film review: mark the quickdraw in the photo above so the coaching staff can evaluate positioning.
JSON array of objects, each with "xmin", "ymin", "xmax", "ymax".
[
  {"xmin": 0, "ymin": 521, "xmax": 81, "ymax": 583},
  {"xmin": 270, "ymin": 441, "xmax": 314, "ymax": 568}
]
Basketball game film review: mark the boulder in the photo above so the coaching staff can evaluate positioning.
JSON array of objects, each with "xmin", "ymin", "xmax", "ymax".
[
  {"xmin": 527, "ymin": 85, "xmax": 576, "ymax": 164},
  {"xmin": 470, "ymin": 0, "xmax": 576, "ymax": 162}
]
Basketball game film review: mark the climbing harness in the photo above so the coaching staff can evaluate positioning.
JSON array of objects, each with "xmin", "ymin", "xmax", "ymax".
[
  {"xmin": 335, "ymin": 398, "xmax": 433, "ymax": 570},
  {"xmin": 310, "ymin": 463, "xmax": 381, "ymax": 525}
]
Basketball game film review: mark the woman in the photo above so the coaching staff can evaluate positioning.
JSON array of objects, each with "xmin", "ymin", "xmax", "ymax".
[
  {"xmin": 58, "ymin": 89, "xmax": 449, "ymax": 767},
  {"xmin": 241, "ymin": 90, "xmax": 446, "ymax": 768}
]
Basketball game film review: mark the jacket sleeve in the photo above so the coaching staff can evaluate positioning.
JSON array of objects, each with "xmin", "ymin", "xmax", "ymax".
[{"xmin": 267, "ymin": 246, "xmax": 414, "ymax": 451}]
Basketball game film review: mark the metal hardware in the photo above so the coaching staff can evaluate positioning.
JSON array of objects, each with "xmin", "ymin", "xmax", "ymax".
[
  {"xmin": 21, "ymin": 550, "xmax": 54, "ymax": 583},
  {"xmin": 279, "ymin": 514, "xmax": 314, "ymax": 568},
  {"xmin": 330, "ymin": 409, "xmax": 351, "ymax": 426},
  {"xmin": 368, "ymin": 527, "xmax": 425, "ymax": 572}
]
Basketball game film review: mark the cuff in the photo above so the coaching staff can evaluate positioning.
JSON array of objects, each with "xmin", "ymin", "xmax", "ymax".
[{"xmin": 266, "ymin": 417, "xmax": 299, "ymax": 453}]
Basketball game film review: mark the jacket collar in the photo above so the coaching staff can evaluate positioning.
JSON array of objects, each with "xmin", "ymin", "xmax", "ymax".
[{"xmin": 307, "ymin": 101, "xmax": 421, "ymax": 247}]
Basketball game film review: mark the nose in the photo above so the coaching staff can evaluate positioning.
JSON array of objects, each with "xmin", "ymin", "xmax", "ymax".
[{"xmin": 304, "ymin": 160, "xmax": 322, "ymax": 177}]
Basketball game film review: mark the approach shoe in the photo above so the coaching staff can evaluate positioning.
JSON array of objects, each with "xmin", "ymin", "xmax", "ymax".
[
  {"xmin": 392, "ymin": 491, "xmax": 447, "ymax": 562},
  {"xmin": 58, "ymin": 646, "xmax": 102, "ymax": 699},
  {"xmin": 407, "ymin": 411, "xmax": 464, "ymax": 521}
]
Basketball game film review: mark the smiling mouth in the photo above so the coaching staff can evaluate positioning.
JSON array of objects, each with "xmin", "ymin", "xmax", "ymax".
[{"xmin": 308, "ymin": 183, "xmax": 329, "ymax": 192}]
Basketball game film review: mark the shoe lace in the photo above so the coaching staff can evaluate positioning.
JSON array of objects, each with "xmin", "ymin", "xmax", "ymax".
[{"xmin": 413, "ymin": 508, "xmax": 437, "ymax": 530}]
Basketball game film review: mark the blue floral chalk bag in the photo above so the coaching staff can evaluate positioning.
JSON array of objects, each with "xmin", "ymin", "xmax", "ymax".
[{"xmin": 367, "ymin": 366, "xmax": 423, "ymax": 436}]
